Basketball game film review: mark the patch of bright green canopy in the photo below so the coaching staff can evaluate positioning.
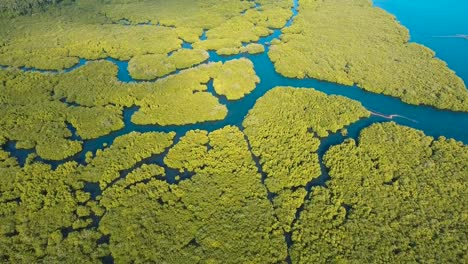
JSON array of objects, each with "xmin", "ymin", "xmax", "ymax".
[
  {"xmin": 0, "ymin": 13, "xmax": 182, "ymax": 70},
  {"xmin": 0, "ymin": 102, "xmax": 467, "ymax": 263},
  {"xmin": 269, "ymin": 0, "xmax": 468, "ymax": 111},
  {"xmin": 216, "ymin": 43, "xmax": 266, "ymax": 56},
  {"xmin": 243, "ymin": 87, "xmax": 370, "ymax": 231},
  {"xmin": 79, "ymin": 131, "xmax": 175, "ymax": 188},
  {"xmin": 0, "ymin": 59, "xmax": 239, "ymax": 160},
  {"xmin": 212, "ymin": 58, "xmax": 260, "ymax": 100},
  {"xmin": 99, "ymin": 126, "xmax": 288, "ymax": 263},
  {"xmin": 128, "ymin": 57, "xmax": 260, "ymax": 100},
  {"xmin": 291, "ymin": 122, "xmax": 468, "ymax": 263},
  {"xmin": 0, "ymin": 158, "xmax": 109, "ymax": 263},
  {"xmin": 128, "ymin": 49, "xmax": 209, "ymax": 80},
  {"xmin": 0, "ymin": 68, "xmax": 124, "ymax": 160},
  {"xmin": 0, "ymin": 0, "xmax": 293, "ymax": 70}
]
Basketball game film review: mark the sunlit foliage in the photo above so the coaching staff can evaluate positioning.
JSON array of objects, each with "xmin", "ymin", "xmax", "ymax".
[
  {"xmin": 0, "ymin": 0, "xmax": 293, "ymax": 70},
  {"xmin": 0, "ymin": 68, "xmax": 124, "ymax": 160},
  {"xmin": 243, "ymin": 87, "xmax": 370, "ymax": 231},
  {"xmin": 212, "ymin": 58, "xmax": 260, "ymax": 100},
  {"xmin": 0, "ymin": 58, "xmax": 247, "ymax": 159},
  {"xmin": 269, "ymin": 0, "xmax": 468, "ymax": 111},
  {"xmin": 128, "ymin": 55, "xmax": 259, "ymax": 100},
  {"xmin": 0, "ymin": 0, "xmax": 466, "ymax": 262},
  {"xmin": 164, "ymin": 130, "xmax": 209, "ymax": 172},
  {"xmin": 80, "ymin": 131, "xmax": 175, "ymax": 187},
  {"xmin": 94, "ymin": 0, "xmax": 292, "ymax": 54},
  {"xmin": 0, "ymin": 0, "xmax": 61, "ymax": 16},
  {"xmin": 0, "ymin": 160, "xmax": 108, "ymax": 262},
  {"xmin": 87, "ymin": 0, "xmax": 252, "ymax": 29},
  {"xmin": 216, "ymin": 43, "xmax": 266, "ymax": 56},
  {"xmin": 128, "ymin": 49, "xmax": 209, "ymax": 80},
  {"xmin": 130, "ymin": 62, "xmax": 227, "ymax": 125},
  {"xmin": 291, "ymin": 122, "xmax": 468, "ymax": 263},
  {"xmin": 0, "ymin": 11, "xmax": 182, "ymax": 70},
  {"xmin": 99, "ymin": 126, "xmax": 288, "ymax": 263}
]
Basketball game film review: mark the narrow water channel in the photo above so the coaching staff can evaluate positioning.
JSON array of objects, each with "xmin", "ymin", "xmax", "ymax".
[{"xmin": 4, "ymin": 0, "xmax": 468, "ymax": 169}]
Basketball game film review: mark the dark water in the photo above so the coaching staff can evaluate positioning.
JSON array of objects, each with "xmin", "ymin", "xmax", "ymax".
[{"xmin": 4, "ymin": 0, "xmax": 468, "ymax": 168}]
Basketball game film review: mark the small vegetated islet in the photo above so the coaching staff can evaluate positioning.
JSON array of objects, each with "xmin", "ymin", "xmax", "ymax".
[{"xmin": 0, "ymin": 0, "xmax": 467, "ymax": 263}]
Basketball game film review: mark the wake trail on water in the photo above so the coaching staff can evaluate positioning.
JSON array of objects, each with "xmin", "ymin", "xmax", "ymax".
[
  {"xmin": 432, "ymin": 34, "xmax": 468, "ymax": 40},
  {"xmin": 369, "ymin": 109, "xmax": 419, "ymax": 123}
]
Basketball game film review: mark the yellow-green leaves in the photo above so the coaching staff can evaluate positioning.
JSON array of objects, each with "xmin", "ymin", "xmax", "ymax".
[
  {"xmin": 128, "ymin": 53, "xmax": 176, "ymax": 80},
  {"xmin": 0, "ymin": 161, "xmax": 109, "ymax": 262},
  {"xmin": 80, "ymin": 131, "xmax": 175, "ymax": 186},
  {"xmin": 128, "ymin": 49, "xmax": 209, "ymax": 80},
  {"xmin": 269, "ymin": 0, "xmax": 468, "ymax": 111},
  {"xmin": 243, "ymin": 87, "xmax": 370, "ymax": 231},
  {"xmin": 131, "ymin": 58, "xmax": 260, "ymax": 124},
  {"xmin": 98, "ymin": 126, "xmax": 287, "ymax": 263},
  {"xmin": 291, "ymin": 122, "xmax": 468, "ymax": 263},
  {"xmin": 67, "ymin": 106, "xmax": 125, "ymax": 140},
  {"xmin": 0, "ymin": 57, "xmax": 259, "ymax": 160},
  {"xmin": 164, "ymin": 130, "xmax": 209, "ymax": 172},
  {"xmin": 212, "ymin": 58, "xmax": 260, "ymax": 100},
  {"xmin": 241, "ymin": 43, "xmax": 265, "ymax": 54},
  {"xmin": 0, "ymin": 0, "xmax": 292, "ymax": 70},
  {"xmin": 0, "ymin": 66, "xmax": 129, "ymax": 160},
  {"xmin": 0, "ymin": 0, "xmax": 60, "ymax": 16},
  {"xmin": 0, "ymin": 17, "xmax": 182, "ymax": 70},
  {"xmin": 36, "ymin": 138, "xmax": 82, "ymax": 161},
  {"xmin": 131, "ymin": 63, "xmax": 228, "ymax": 125},
  {"xmin": 92, "ymin": 0, "xmax": 252, "ymax": 29}
]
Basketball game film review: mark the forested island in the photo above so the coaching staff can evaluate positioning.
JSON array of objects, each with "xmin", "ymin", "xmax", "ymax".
[{"xmin": 0, "ymin": 0, "xmax": 467, "ymax": 263}]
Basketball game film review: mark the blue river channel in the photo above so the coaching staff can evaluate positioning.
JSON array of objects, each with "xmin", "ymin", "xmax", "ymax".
[{"xmin": 4, "ymin": 0, "xmax": 468, "ymax": 168}]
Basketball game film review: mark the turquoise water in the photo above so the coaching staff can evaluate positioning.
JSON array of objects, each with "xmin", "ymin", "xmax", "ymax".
[
  {"xmin": 4, "ymin": 0, "xmax": 468, "ymax": 169},
  {"xmin": 374, "ymin": 0, "xmax": 468, "ymax": 82}
]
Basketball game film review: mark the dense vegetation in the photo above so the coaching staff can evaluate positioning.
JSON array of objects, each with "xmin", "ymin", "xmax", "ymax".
[
  {"xmin": 0, "ymin": 59, "xmax": 240, "ymax": 159},
  {"xmin": 79, "ymin": 132, "xmax": 175, "ymax": 187},
  {"xmin": 0, "ymin": 154, "xmax": 108, "ymax": 262},
  {"xmin": 0, "ymin": 55, "xmax": 261, "ymax": 160},
  {"xmin": 1, "ymin": 92, "xmax": 467, "ymax": 262},
  {"xmin": 0, "ymin": 0, "xmax": 293, "ymax": 70},
  {"xmin": 0, "ymin": 127, "xmax": 290, "ymax": 262},
  {"xmin": 211, "ymin": 58, "xmax": 260, "ymax": 100},
  {"xmin": 1, "ymin": 0, "xmax": 467, "ymax": 263},
  {"xmin": 0, "ymin": 68, "xmax": 124, "ymax": 160},
  {"xmin": 269, "ymin": 0, "xmax": 468, "ymax": 111},
  {"xmin": 128, "ymin": 49, "xmax": 209, "ymax": 80},
  {"xmin": 291, "ymin": 122, "xmax": 467, "ymax": 263},
  {"xmin": 0, "ymin": 15, "xmax": 182, "ymax": 70},
  {"xmin": 243, "ymin": 87, "xmax": 370, "ymax": 231},
  {"xmin": 99, "ymin": 126, "xmax": 287, "ymax": 263},
  {"xmin": 2, "ymin": 121, "xmax": 465, "ymax": 262},
  {"xmin": 0, "ymin": 0, "xmax": 62, "ymax": 16},
  {"xmin": 216, "ymin": 43, "xmax": 265, "ymax": 56}
]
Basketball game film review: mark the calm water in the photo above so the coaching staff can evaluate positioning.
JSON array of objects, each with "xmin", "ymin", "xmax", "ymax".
[
  {"xmin": 5, "ymin": 0, "xmax": 468, "ymax": 167},
  {"xmin": 374, "ymin": 0, "xmax": 468, "ymax": 82}
]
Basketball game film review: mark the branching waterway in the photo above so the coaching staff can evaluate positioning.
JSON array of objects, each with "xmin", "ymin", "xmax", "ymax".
[
  {"xmin": 1, "ymin": 0, "xmax": 468, "ymax": 171},
  {"xmin": 4, "ymin": 0, "xmax": 468, "ymax": 171},
  {"xmin": 2, "ymin": 1, "xmax": 467, "ymax": 262}
]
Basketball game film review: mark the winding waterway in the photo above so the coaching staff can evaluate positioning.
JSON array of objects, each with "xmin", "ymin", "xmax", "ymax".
[
  {"xmin": 4, "ymin": 0, "xmax": 468, "ymax": 169},
  {"xmin": 2, "ymin": 1, "xmax": 467, "ymax": 263}
]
